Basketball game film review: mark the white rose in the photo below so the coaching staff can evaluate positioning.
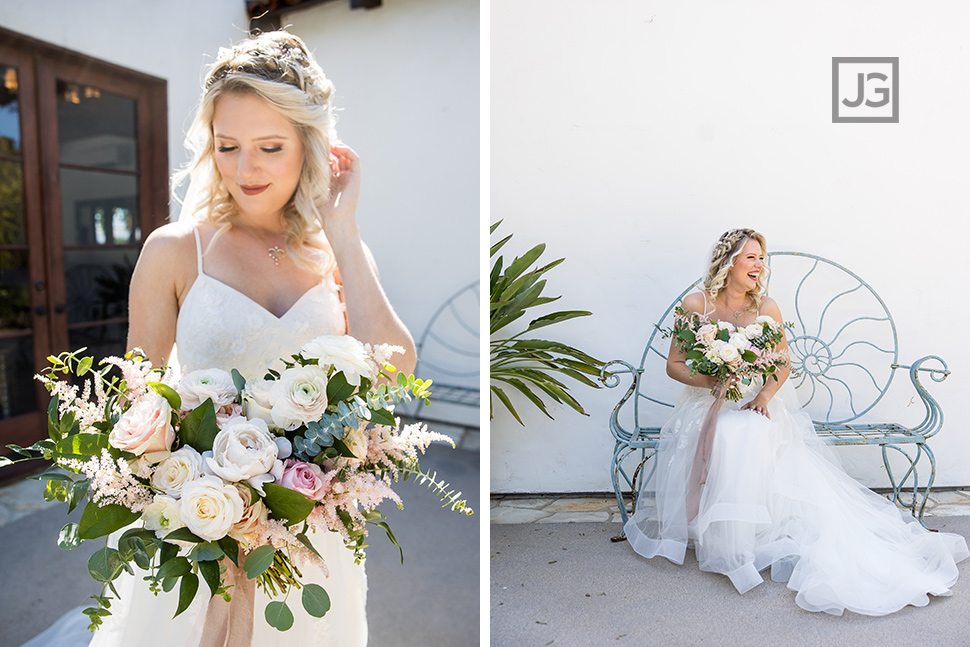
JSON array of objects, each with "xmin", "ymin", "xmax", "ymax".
[
  {"xmin": 300, "ymin": 335, "xmax": 376, "ymax": 386},
  {"xmin": 717, "ymin": 343, "xmax": 742, "ymax": 366},
  {"xmin": 715, "ymin": 321, "xmax": 736, "ymax": 333},
  {"xmin": 728, "ymin": 332, "xmax": 750, "ymax": 351},
  {"xmin": 756, "ymin": 315, "xmax": 775, "ymax": 325},
  {"xmin": 178, "ymin": 369, "xmax": 238, "ymax": 411},
  {"xmin": 152, "ymin": 446, "xmax": 205, "ymax": 498},
  {"xmin": 205, "ymin": 417, "xmax": 282, "ymax": 494},
  {"xmin": 270, "ymin": 366, "xmax": 330, "ymax": 431},
  {"xmin": 142, "ymin": 494, "xmax": 184, "ymax": 541},
  {"xmin": 229, "ymin": 484, "xmax": 268, "ymax": 549},
  {"xmin": 743, "ymin": 323, "xmax": 763, "ymax": 339},
  {"xmin": 243, "ymin": 379, "xmax": 278, "ymax": 429},
  {"xmin": 178, "ymin": 475, "xmax": 244, "ymax": 542}
]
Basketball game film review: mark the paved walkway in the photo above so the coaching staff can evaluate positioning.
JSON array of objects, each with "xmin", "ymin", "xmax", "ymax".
[{"xmin": 491, "ymin": 489, "xmax": 970, "ymax": 524}]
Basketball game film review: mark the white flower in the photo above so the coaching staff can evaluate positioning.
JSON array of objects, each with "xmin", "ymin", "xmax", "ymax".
[
  {"xmin": 204, "ymin": 417, "xmax": 282, "ymax": 494},
  {"xmin": 178, "ymin": 475, "xmax": 244, "ymax": 542},
  {"xmin": 142, "ymin": 494, "xmax": 184, "ymax": 541},
  {"xmin": 756, "ymin": 315, "xmax": 775, "ymax": 325},
  {"xmin": 717, "ymin": 343, "xmax": 742, "ymax": 366},
  {"xmin": 715, "ymin": 321, "xmax": 736, "ymax": 333},
  {"xmin": 151, "ymin": 446, "xmax": 205, "ymax": 498},
  {"xmin": 178, "ymin": 369, "xmax": 238, "ymax": 411},
  {"xmin": 743, "ymin": 323, "xmax": 763, "ymax": 339},
  {"xmin": 243, "ymin": 379, "xmax": 277, "ymax": 429},
  {"xmin": 343, "ymin": 425, "xmax": 369, "ymax": 461},
  {"xmin": 301, "ymin": 335, "xmax": 376, "ymax": 386},
  {"xmin": 270, "ymin": 366, "xmax": 330, "ymax": 431},
  {"xmin": 728, "ymin": 332, "xmax": 750, "ymax": 351}
]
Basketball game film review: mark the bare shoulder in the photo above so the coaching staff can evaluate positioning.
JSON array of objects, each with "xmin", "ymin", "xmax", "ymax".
[
  {"xmin": 760, "ymin": 295, "xmax": 784, "ymax": 320},
  {"xmin": 680, "ymin": 291, "xmax": 708, "ymax": 315},
  {"xmin": 132, "ymin": 221, "xmax": 198, "ymax": 291}
]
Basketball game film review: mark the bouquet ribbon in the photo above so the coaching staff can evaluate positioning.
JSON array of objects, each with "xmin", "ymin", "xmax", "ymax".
[
  {"xmin": 687, "ymin": 386, "xmax": 726, "ymax": 522},
  {"xmin": 199, "ymin": 560, "xmax": 256, "ymax": 647}
]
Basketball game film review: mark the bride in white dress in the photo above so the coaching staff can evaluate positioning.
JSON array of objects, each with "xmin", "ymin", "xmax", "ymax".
[
  {"xmin": 624, "ymin": 228, "xmax": 969, "ymax": 616},
  {"xmin": 88, "ymin": 31, "xmax": 415, "ymax": 646}
]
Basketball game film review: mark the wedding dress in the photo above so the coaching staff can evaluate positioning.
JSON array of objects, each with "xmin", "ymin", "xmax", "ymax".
[
  {"xmin": 624, "ymin": 372, "xmax": 969, "ymax": 616},
  {"xmin": 84, "ymin": 227, "xmax": 367, "ymax": 646}
]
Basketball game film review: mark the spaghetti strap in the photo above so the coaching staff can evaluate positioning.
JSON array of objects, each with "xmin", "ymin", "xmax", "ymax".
[{"xmin": 191, "ymin": 227, "xmax": 204, "ymax": 275}]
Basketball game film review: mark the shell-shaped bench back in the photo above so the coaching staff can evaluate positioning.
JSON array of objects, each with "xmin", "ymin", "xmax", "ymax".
[{"xmin": 636, "ymin": 252, "xmax": 898, "ymax": 426}]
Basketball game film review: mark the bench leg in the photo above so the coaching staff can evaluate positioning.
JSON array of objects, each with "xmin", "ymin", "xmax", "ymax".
[{"xmin": 882, "ymin": 443, "xmax": 935, "ymax": 530}]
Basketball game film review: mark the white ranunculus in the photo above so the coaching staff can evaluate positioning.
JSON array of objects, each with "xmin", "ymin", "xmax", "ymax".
[
  {"xmin": 728, "ymin": 332, "xmax": 750, "ymax": 351},
  {"xmin": 756, "ymin": 315, "xmax": 775, "ymax": 325},
  {"xmin": 151, "ymin": 446, "xmax": 205, "ymax": 498},
  {"xmin": 270, "ymin": 366, "xmax": 330, "ymax": 431},
  {"xmin": 178, "ymin": 369, "xmax": 238, "ymax": 411},
  {"xmin": 300, "ymin": 335, "xmax": 376, "ymax": 386},
  {"xmin": 715, "ymin": 321, "xmax": 736, "ymax": 333},
  {"xmin": 142, "ymin": 494, "xmax": 184, "ymax": 541},
  {"xmin": 205, "ymin": 417, "xmax": 282, "ymax": 494},
  {"xmin": 243, "ymin": 379, "xmax": 277, "ymax": 429},
  {"xmin": 178, "ymin": 475, "xmax": 244, "ymax": 542},
  {"xmin": 743, "ymin": 323, "xmax": 763, "ymax": 339}
]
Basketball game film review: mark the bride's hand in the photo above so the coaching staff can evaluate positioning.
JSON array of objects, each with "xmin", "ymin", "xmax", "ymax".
[
  {"xmin": 320, "ymin": 143, "xmax": 362, "ymax": 234},
  {"xmin": 741, "ymin": 393, "xmax": 771, "ymax": 418}
]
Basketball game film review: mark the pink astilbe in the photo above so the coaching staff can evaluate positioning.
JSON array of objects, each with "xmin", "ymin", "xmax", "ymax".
[
  {"xmin": 366, "ymin": 422, "xmax": 453, "ymax": 473},
  {"xmin": 244, "ymin": 517, "xmax": 329, "ymax": 574},
  {"xmin": 309, "ymin": 471, "xmax": 400, "ymax": 543},
  {"xmin": 60, "ymin": 449, "xmax": 154, "ymax": 512},
  {"xmin": 101, "ymin": 354, "xmax": 156, "ymax": 403}
]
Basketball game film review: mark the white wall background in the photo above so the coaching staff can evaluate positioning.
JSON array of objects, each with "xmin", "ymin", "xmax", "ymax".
[
  {"xmin": 491, "ymin": 1, "xmax": 970, "ymax": 492},
  {"xmin": 0, "ymin": 0, "xmax": 480, "ymax": 424}
]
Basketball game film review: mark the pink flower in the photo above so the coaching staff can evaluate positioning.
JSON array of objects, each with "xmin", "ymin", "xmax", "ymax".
[
  {"xmin": 108, "ymin": 392, "xmax": 175, "ymax": 461},
  {"xmin": 216, "ymin": 403, "xmax": 244, "ymax": 429},
  {"xmin": 277, "ymin": 459, "xmax": 329, "ymax": 501}
]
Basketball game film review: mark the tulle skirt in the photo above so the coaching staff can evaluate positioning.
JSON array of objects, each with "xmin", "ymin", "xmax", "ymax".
[
  {"xmin": 624, "ymin": 381, "xmax": 969, "ymax": 616},
  {"xmin": 87, "ymin": 526, "xmax": 366, "ymax": 646}
]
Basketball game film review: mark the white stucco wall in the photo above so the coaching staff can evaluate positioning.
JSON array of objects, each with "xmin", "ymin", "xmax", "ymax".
[
  {"xmin": 1, "ymin": 0, "xmax": 480, "ymax": 425},
  {"xmin": 491, "ymin": 1, "xmax": 970, "ymax": 492}
]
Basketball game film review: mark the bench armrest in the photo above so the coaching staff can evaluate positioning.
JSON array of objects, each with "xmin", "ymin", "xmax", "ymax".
[
  {"xmin": 600, "ymin": 360, "xmax": 643, "ymax": 442},
  {"xmin": 893, "ymin": 355, "xmax": 949, "ymax": 439}
]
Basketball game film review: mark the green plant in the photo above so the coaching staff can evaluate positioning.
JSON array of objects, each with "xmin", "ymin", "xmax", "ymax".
[{"xmin": 490, "ymin": 221, "xmax": 603, "ymax": 424}]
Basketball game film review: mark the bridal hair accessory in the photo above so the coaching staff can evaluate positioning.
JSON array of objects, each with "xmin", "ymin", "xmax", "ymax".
[{"xmin": 5, "ymin": 337, "xmax": 474, "ymax": 635}]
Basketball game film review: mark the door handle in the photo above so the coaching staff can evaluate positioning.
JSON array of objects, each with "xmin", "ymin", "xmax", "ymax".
[
  {"xmin": 55, "ymin": 303, "xmax": 66, "ymax": 314},
  {"xmin": 35, "ymin": 305, "xmax": 47, "ymax": 316}
]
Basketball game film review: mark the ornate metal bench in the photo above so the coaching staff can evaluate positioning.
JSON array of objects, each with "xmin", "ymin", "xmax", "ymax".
[
  {"xmin": 601, "ymin": 252, "xmax": 950, "ymax": 537},
  {"xmin": 407, "ymin": 280, "xmax": 480, "ymax": 421}
]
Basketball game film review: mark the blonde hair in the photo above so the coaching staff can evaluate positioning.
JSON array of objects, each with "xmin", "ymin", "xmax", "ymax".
[
  {"xmin": 703, "ymin": 228, "xmax": 769, "ymax": 313},
  {"xmin": 174, "ymin": 31, "xmax": 337, "ymax": 272}
]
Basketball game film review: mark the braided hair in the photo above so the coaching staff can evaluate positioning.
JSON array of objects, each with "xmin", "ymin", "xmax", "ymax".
[{"xmin": 702, "ymin": 228, "xmax": 769, "ymax": 313}]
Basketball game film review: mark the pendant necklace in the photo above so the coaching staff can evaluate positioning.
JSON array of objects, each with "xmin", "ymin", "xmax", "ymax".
[{"xmin": 241, "ymin": 225, "xmax": 287, "ymax": 266}]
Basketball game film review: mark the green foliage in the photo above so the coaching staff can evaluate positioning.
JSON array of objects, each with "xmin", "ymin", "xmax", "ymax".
[
  {"xmin": 490, "ymin": 221, "xmax": 604, "ymax": 424},
  {"xmin": 179, "ymin": 399, "xmax": 218, "ymax": 453},
  {"xmin": 262, "ymin": 483, "xmax": 315, "ymax": 527},
  {"xmin": 301, "ymin": 583, "xmax": 331, "ymax": 618}
]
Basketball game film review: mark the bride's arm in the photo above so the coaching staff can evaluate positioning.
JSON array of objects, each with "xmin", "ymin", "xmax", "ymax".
[
  {"xmin": 665, "ymin": 292, "xmax": 723, "ymax": 391},
  {"xmin": 322, "ymin": 145, "xmax": 416, "ymax": 375},
  {"xmin": 126, "ymin": 223, "xmax": 195, "ymax": 367},
  {"xmin": 740, "ymin": 296, "xmax": 791, "ymax": 417}
]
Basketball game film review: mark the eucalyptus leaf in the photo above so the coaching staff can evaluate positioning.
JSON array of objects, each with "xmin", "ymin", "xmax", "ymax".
[
  {"xmin": 301, "ymin": 583, "xmax": 331, "ymax": 618},
  {"xmin": 58, "ymin": 522, "xmax": 82, "ymax": 550},
  {"xmin": 88, "ymin": 547, "xmax": 123, "ymax": 583},
  {"xmin": 265, "ymin": 601, "xmax": 294, "ymax": 631},
  {"xmin": 243, "ymin": 545, "xmax": 277, "ymax": 580}
]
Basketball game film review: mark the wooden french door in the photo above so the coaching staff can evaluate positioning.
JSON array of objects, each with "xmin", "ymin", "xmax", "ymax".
[{"xmin": 0, "ymin": 30, "xmax": 167, "ymax": 453}]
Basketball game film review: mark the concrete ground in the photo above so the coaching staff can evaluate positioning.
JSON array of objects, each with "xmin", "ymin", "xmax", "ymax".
[
  {"xmin": 491, "ymin": 515, "xmax": 970, "ymax": 647},
  {"xmin": 0, "ymin": 442, "xmax": 479, "ymax": 647}
]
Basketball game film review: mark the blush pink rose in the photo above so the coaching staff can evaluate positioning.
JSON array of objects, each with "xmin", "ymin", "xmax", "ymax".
[
  {"xmin": 277, "ymin": 459, "xmax": 329, "ymax": 501},
  {"xmin": 108, "ymin": 391, "xmax": 175, "ymax": 461}
]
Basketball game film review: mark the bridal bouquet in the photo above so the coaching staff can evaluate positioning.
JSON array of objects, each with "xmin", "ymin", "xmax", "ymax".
[
  {"xmin": 660, "ymin": 306, "xmax": 791, "ymax": 401},
  {"xmin": 2, "ymin": 336, "xmax": 472, "ymax": 632}
]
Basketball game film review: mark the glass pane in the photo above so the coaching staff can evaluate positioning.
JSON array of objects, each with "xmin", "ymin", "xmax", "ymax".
[
  {"xmin": 69, "ymin": 322, "xmax": 127, "ymax": 362},
  {"xmin": 57, "ymin": 80, "xmax": 136, "ymax": 171},
  {"xmin": 0, "ymin": 159, "xmax": 25, "ymax": 245},
  {"xmin": 0, "ymin": 336, "xmax": 35, "ymax": 420},
  {"xmin": 0, "ymin": 66, "xmax": 20, "ymax": 155},
  {"xmin": 0, "ymin": 250, "xmax": 30, "ymax": 330},
  {"xmin": 63, "ymin": 249, "xmax": 136, "ymax": 325},
  {"xmin": 60, "ymin": 169, "xmax": 139, "ymax": 246}
]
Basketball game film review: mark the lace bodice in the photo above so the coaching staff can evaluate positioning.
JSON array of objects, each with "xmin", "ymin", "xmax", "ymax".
[{"xmin": 175, "ymin": 227, "xmax": 346, "ymax": 380}]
